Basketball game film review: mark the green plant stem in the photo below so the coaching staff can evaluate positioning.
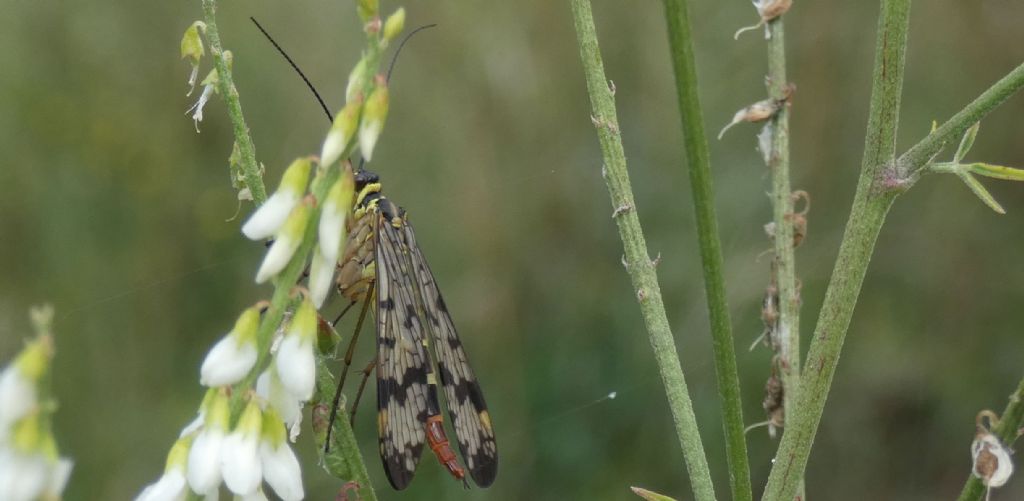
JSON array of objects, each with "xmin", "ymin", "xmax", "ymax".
[
  {"xmin": 956, "ymin": 374, "xmax": 1024, "ymax": 501},
  {"xmin": 228, "ymin": 163, "xmax": 340, "ymax": 418},
  {"xmin": 765, "ymin": 14, "xmax": 804, "ymax": 501},
  {"xmin": 201, "ymin": 0, "xmax": 267, "ymax": 204},
  {"xmin": 569, "ymin": 1, "xmax": 716, "ymax": 500},
  {"xmin": 662, "ymin": 0, "xmax": 752, "ymax": 499},
  {"xmin": 761, "ymin": 1, "xmax": 911, "ymax": 499},
  {"xmin": 313, "ymin": 354, "xmax": 378, "ymax": 501},
  {"xmin": 899, "ymin": 61, "xmax": 1024, "ymax": 180}
]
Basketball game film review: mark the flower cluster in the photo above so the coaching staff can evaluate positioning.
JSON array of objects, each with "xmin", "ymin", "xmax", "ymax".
[
  {"xmin": 144, "ymin": 5, "xmax": 409, "ymax": 497},
  {"xmin": 137, "ymin": 296, "xmax": 320, "ymax": 501},
  {"xmin": 0, "ymin": 306, "xmax": 73, "ymax": 501}
]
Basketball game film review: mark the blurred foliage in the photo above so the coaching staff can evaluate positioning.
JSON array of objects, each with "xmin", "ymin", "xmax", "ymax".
[{"xmin": 1, "ymin": 1, "xmax": 1023, "ymax": 500}]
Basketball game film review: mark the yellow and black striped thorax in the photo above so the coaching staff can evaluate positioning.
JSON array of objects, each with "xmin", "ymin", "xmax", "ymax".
[{"xmin": 353, "ymin": 169, "xmax": 405, "ymax": 229}]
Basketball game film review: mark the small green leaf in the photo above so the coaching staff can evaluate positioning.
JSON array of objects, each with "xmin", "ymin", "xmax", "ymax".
[
  {"xmin": 631, "ymin": 487, "xmax": 679, "ymax": 501},
  {"xmin": 957, "ymin": 172, "xmax": 1006, "ymax": 214},
  {"xmin": 966, "ymin": 162, "xmax": 1024, "ymax": 182},
  {"xmin": 930, "ymin": 120, "xmax": 938, "ymax": 133},
  {"xmin": 955, "ymin": 122, "xmax": 981, "ymax": 163}
]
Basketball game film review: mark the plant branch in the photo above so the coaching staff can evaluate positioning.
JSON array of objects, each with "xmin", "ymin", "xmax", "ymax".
[
  {"xmin": 201, "ymin": 0, "xmax": 267, "ymax": 204},
  {"xmin": 956, "ymin": 374, "xmax": 1024, "ymax": 501},
  {"xmin": 570, "ymin": 1, "xmax": 716, "ymax": 500},
  {"xmin": 764, "ymin": 13, "xmax": 804, "ymax": 500},
  {"xmin": 662, "ymin": 0, "xmax": 752, "ymax": 499},
  {"xmin": 761, "ymin": 1, "xmax": 911, "ymax": 499},
  {"xmin": 901, "ymin": 61, "xmax": 1024, "ymax": 179}
]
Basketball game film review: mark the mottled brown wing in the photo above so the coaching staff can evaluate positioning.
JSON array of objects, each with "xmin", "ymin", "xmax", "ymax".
[
  {"xmin": 374, "ymin": 208, "xmax": 447, "ymax": 490},
  {"xmin": 401, "ymin": 221, "xmax": 499, "ymax": 487}
]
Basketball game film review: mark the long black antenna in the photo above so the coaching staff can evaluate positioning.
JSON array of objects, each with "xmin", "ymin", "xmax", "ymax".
[
  {"xmin": 386, "ymin": 24, "xmax": 437, "ymax": 83},
  {"xmin": 251, "ymin": 17, "xmax": 334, "ymax": 123}
]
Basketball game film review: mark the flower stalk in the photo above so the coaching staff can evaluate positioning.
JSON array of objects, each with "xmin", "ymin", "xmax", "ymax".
[
  {"xmin": 200, "ymin": 0, "xmax": 267, "ymax": 204},
  {"xmin": 570, "ymin": 1, "xmax": 717, "ymax": 500},
  {"xmin": 661, "ymin": 0, "xmax": 752, "ymax": 498}
]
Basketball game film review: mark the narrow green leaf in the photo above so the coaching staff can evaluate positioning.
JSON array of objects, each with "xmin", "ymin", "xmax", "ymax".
[
  {"xmin": 957, "ymin": 172, "xmax": 1006, "ymax": 214},
  {"xmin": 966, "ymin": 162, "xmax": 1024, "ymax": 181},
  {"xmin": 954, "ymin": 122, "xmax": 980, "ymax": 163},
  {"xmin": 631, "ymin": 487, "xmax": 679, "ymax": 501}
]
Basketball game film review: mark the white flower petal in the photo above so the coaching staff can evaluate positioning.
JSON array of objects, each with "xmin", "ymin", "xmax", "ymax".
[
  {"xmin": 309, "ymin": 249, "xmax": 336, "ymax": 309},
  {"xmin": 221, "ymin": 432, "xmax": 262, "ymax": 496},
  {"xmin": 0, "ymin": 449, "xmax": 48, "ymax": 501},
  {"xmin": 242, "ymin": 191, "xmax": 299, "ymax": 241},
  {"xmin": 135, "ymin": 468, "xmax": 187, "ymax": 501},
  {"xmin": 318, "ymin": 200, "xmax": 345, "ymax": 263},
  {"xmin": 358, "ymin": 120, "xmax": 382, "ymax": 162},
  {"xmin": 45, "ymin": 457, "xmax": 74, "ymax": 497},
  {"xmin": 320, "ymin": 130, "xmax": 346, "ymax": 169},
  {"xmin": 186, "ymin": 84, "xmax": 214, "ymax": 133},
  {"xmin": 275, "ymin": 335, "xmax": 315, "ymax": 401},
  {"xmin": 256, "ymin": 370, "xmax": 301, "ymax": 432},
  {"xmin": 255, "ymin": 235, "xmax": 300, "ymax": 284},
  {"xmin": 260, "ymin": 441, "xmax": 304, "ymax": 501},
  {"xmin": 179, "ymin": 412, "xmax": 205, "ymax": 438},
  {"xmin": 200, "ymin": 336, "xmax": 257, "ymax": 387},
  {"xmin": 0, "ymin": 366, "xmax": 37, "ymax": 431},
  {"xmin": 187, "ymin": 428, "xmax": 225, "ymax": 493},
  {"xmin": 241, "ymin": 488, "xmax": 269, "ymax": 501}
]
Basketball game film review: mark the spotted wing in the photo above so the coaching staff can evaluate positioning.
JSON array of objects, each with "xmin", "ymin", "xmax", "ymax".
[
  {"xmin": 401, "ymin": 221, "xmax": 499, "ymax": 487},
  {"xmin": 374, "ymin": 209, "xmax": 446, "ymax": 490}
]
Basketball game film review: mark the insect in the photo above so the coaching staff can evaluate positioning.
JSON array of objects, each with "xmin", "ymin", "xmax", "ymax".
[
  {"xmin": 250, "ymin": 17, "xmax": 496, "ymax": 490},
  {"xmin": 329, "ymin": 170, "xmax": 499, "ymax": 489}
]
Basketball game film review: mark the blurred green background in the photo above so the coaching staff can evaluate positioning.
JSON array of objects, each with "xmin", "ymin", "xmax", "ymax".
[{"xmin": 2, "ymin": 0, "xmax": 1023, "ymax": 499}]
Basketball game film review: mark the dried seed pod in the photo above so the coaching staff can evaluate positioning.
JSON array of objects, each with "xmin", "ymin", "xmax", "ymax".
[
  {"xmin": 735, "ymin": 0, "xmax": 794, "ymax": 40},
  {"xmin": 762, "ymin": 364, "xmax": 785, "ymax": 439},
  {"xmin": 971, "ymin": 410, "xmax": 1014, "ymax": 492},
  {"xmin": 718, "ymin": 98, "xmax": 780, "ymax": 140}
]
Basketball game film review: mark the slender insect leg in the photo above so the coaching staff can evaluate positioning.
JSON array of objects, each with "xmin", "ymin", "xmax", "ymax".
[
  {"xmin": 349, "ymin": 358, "xmax": 377, "ymax": 426},
  {"xmin": 337, "ymin": 281, "xmax": 375, "ymax": 392},
  {"xmin": 332, "ymin": 300, "xmax": 357, "ymax": 327},
  {"xmin": 325, "ymin": 281, "xmax": 375, "ymax": 452}
]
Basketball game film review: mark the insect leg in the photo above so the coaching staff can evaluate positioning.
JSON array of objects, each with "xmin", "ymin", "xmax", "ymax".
[
  {"xmin": 325, "ymin": 281, "xmax": 375, "ymax": 452},
  {"xmin": 349, "ymin": 358, "xmax": 377, "ymax": 426}
]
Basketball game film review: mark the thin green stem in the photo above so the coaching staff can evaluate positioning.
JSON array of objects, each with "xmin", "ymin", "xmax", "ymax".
[
  {"xmin": 569, "ymin": 1, "xmax": 716, "ymax": 500},
  {"xmin": 901, "ymin": 61, "xmax": 1024, "ymax": 179},
  {"xmin": 201, "ymin": 0, "xmax": 267, "ymax": 204},
  {"xmin": 662, "ymin": 0, "xmax": 751, "ymax": 499},
  {"xmin": 956, "ymin": 374, "xmax": 1024, "ymax": 501},
  {"xmin": 765, "ymin": 14, "xmax": 804, "ymax": 501},
  {"xmin": 313, "ymin": 353, "xmax": 378, "ymax": 501},
  {"xmin": 761, "ymin": 1, "xmax": 911, "ymax": 499}
]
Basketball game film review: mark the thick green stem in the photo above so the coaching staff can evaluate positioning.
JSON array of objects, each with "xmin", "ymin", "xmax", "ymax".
[
  {"xmin": 761, "ymin": 1, "xmax": 911, "ymax": 499},
  {"xmin": 765, "ymin": 14, "xmax": 803, "ymax": 501},
  {"xmin": 570, "ymin": 1, "xmax": 716, "ymax": 500},
  {"xmin": 956, "ymin": 374, "xmax": 1024, "ymax": 501},
  {"xmin": 662, "ymin": 0, "xmax": 752, "ymax": 499},
  {"xmin": 201, "ymin": 0, "xmax": 267, "ymax": 204}
]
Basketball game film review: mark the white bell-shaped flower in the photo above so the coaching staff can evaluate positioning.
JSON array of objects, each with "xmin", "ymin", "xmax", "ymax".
[
  {"xmin": 274, "ymin": 299, "xmax": 317, "ymax": 401},
  {"xmin": 200, "ymin": 307, "xmax": 260, "ymax": 387},
  {"xmin": 221, "ymin": 401, "xmax": 263, "ymax": 496},
  {"xmin": 242, "ymin": 158, "xmax": 312, "ymax": 241}
]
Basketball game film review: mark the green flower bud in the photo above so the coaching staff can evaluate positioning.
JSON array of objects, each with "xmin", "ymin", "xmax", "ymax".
[
  {"xmin": 359, "ymin": 79, "xmax": 389, "ymax": 162},
  {"xmin": 382, "ymin": 8, "xmax": 406, "ymax": 44},
  {"xmin": 180, "ymin": 21, "xmax": 206, "ymax": 66},
  {"xmin": 357, "ymin": 0, "xmax": 379, "ymax": 23}
]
